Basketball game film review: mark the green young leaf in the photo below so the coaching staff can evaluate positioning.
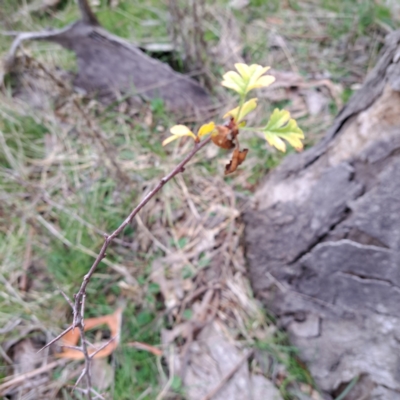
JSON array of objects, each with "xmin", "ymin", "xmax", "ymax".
[
  {"xmin": 221, "ymin": 64, "xmax": 275, "ymax": 96},
  {"xmin": 262, "ymin": 109, "xmax": 304, "ymax": 152}
]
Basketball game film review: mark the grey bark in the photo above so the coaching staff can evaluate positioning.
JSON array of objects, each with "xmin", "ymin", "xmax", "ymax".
[{"xmin": 244, "ymin": 30, "xmax": 400, "ymax": 399}]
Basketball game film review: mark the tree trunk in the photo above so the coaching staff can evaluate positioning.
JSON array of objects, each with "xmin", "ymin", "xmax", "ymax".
[{"xmin": 244, "ymin": 30, "xmax": 400, "ymax": 399}]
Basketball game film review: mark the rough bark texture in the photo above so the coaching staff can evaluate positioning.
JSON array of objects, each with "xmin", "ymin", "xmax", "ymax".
[{"xmin": 244, "ymin": 30, "xmax": 400, "ymax": 399}]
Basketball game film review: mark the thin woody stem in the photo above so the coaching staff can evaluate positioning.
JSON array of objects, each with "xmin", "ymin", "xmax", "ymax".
[
  {"xmin": 51, "ymin": 136, "xmax": 211, "ymax": 399},
  {"xmin": 72, "ymin": 136, "xmax": 212, "ymax": 315}
]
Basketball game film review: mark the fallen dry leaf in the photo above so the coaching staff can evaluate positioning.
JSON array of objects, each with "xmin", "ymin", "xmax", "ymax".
[{"xmin": 56, "ymin": 308, "xmax": 122, "ymax": 360}]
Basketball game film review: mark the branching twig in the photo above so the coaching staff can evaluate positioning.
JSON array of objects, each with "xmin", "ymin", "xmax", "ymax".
[
  {"xmin": 76, "ymin": 294, "xmax": 93, "ymax": 399},
  {"xmin": 156, "ymin": 346, "xmax": 175, "ymax": 400},
  {"xmin": 89, "ymin": 336, "xmax": 116, "ymax": 359},
  {"xmin": 42, "ymin": 136, "xmax": 211, "ymax": 398},
  {"xmin": 2, "ymin": 24, "xmax": 74, "ymax": 69},
  {"xmin": 0, "ymin": 359, "xmax": 67, "ymax": 394},
  {"xmin": 37, "ymin": 325, "xmax": 73, "ymax": 353},
  {"xmin": 58, "ymin": 287, "xmax": 74, "ymax": 310}
]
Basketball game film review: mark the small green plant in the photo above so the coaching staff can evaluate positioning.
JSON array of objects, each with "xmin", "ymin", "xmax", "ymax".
[
  {"xmin": 163, "ymin": 63, "xmax": 304, "ymax": 174},
  {"xmin": 28, "ymin": 63, "xmax": 305, "ymax": 400}
]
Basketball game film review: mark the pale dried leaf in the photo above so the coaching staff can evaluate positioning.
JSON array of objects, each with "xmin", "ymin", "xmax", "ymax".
[{"xmin": 56, "ymin": 308, "xmax": 122, "ymax": 359}]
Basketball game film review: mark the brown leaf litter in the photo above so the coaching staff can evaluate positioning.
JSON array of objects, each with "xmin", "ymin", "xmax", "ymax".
[{"xmin": 56, "ymin": 308, "xmax": 122, "ymax": 360}]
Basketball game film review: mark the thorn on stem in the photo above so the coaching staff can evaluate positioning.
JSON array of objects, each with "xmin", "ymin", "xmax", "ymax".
[{"xmin": 37, "ymin": 325, "xmax": 73, "ymax": 353}]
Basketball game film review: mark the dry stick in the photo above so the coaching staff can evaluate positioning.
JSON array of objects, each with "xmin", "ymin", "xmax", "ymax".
[
  {"xmin": 200, "ymin": 350, "xmax": 254, "ymax": 400},
  {"xmin": 73, "ymin": 386, "xmax": 105, "ymax": 400},
  {"xmin": 72, "ymin": 136, "xmax": 212, "ymax": 323},
  {"xmin": 50, "ymin": 137, "xmax": 212, "ymax": 398},
  {"xmin": 58, "ymin": 287, "xmax": 74, "ymax": 310},
  {"xmin": 89, "ymin": 336, "xmax": 116, "ymax": 359},
  {"xmin": 37, "ymin": 325, "xmax": 74, "ymax": 353},
  {"xmin": 61, "ymin": 344, "xmax": 83, "ymax": 352},
  {"xmin": 75, "ymin": 294, "xmax": 93, "ymax": 400},
  {"xmin": 0, "ymin": 359, "xmax": 68, "ymax": 394},
  {"xmin": 156, "ymin": 347, "xmax": 175, "ymax": 400}
]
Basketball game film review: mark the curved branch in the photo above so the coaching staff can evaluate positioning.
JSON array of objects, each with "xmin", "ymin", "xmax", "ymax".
[
  {"xmin": 1, "ymin": 0, "xmax": 99, "ymax": 69},
  {"xmin": 38, "ymin": 136, "xmax": 212, "ymax": 399},
  {"xmin": 1, "ymin": 24, "xmax": 75, "ymax": 72}
]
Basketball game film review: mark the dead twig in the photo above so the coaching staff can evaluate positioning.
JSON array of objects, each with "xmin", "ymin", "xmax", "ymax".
[
  {"xmin": 40, "ymin": 136, "xmax": 212, "ymax": 398},
  {"xmin": 0, "ymin": 359, "xmax": 67, "ymax": 394},
  {"xmin": 156, "ymin": 346, "xmax": 175, "ymax": 400},
  {"xmin": 126, "ymin": 341, "xmax": 163, "ymax": 356},
  {"xmin": 76, "ymin": 294, "xmax": 93, "ymax": 399},
  {"xmin": 89, "ymin": 336, "xmax": 117, "ymax": 359},
  {"xmin": 58, "ymin": 288, "xmax": 74, "ymax": 311},
  {"xmin": 37, "ymin": 325, "xmax": 74, "ymax": 354},
  {"xmin": 200, "ymin": 350, "xmax": 254, "ymax": 400}
]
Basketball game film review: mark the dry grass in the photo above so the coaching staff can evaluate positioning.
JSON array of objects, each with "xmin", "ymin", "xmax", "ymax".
[{"xmin": 0, "ymin": 0, "xmax": 399, "ymax": 399}]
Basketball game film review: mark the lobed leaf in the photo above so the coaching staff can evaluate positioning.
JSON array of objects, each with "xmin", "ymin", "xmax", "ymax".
[
  {"xmin": 221, "ymin": 71, "xmax": 245, "ymax": 93},
  {"xmin": 262, "ymin": 109, "xmax": 304, "ymax": 152},
  {"xmin": 221, "ymin": 63, "xmax": 275, "ymax": 95}
]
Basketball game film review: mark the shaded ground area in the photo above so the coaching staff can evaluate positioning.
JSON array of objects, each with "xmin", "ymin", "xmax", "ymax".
[{"xmin": 0, "ymin": 0, "xmax": 399, "ymax": 399}]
